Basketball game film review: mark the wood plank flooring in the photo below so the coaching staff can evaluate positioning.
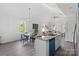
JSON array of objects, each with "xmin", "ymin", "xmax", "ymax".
[
  {"xmin": 55, "ymin": 41, "xmax": 75, "ymax": 56},
  {"xmin": 0, "ymin": 40, "xmax": 75, "ymax": 56},
  {"xmin": 0, "ymin": 41, "xmax": 35, "ymax": 56}
]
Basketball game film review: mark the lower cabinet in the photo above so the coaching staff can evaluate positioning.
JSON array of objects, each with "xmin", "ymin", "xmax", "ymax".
[
  {"xmin": 49, "ymin": 38, "xmax": 55, "ymax": 56},
  {"xmin": 35, "ymin": 37, "xmax": 57, "ymax": 56}
]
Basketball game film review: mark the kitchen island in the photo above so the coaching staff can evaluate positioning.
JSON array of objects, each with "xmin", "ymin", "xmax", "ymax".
[{"xmin": 34, "ymin": 34, "xmax": 61, "ymax": 56}]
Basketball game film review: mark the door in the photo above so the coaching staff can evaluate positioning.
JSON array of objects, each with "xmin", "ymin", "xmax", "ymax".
[{"xmin": 65, "ymin": 17, "xmax": 76, "ymax": 42}]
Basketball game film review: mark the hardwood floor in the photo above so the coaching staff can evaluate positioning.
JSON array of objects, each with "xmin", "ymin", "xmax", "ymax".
[
  {"xmin": 0, "ymin": 40, "xmax": 75, "ymax": 56},
  {"xmin": 55, "ymin": 41, "xmax": 75, "ymax": 56},
  {"xmin": 0, "ymin": 41, "xmax": 35, "ymax": 56}
]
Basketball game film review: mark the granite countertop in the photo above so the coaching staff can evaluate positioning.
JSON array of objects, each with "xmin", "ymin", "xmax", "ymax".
[{"xmin": 36, "ymin": 34, "xmax": 61, "ymax": 41}]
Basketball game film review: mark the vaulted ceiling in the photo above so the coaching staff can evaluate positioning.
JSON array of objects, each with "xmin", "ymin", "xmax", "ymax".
[
  {"xmin": 0, "ymin": 3, "xmax": 77, "ymax": 23},
  {"xmin": 56, "ymin": 3, "xmax": 77, "ymax": 17},
  {"xmin": 0, "ymin": 3, "xmax": 66, "ymax": 21}
]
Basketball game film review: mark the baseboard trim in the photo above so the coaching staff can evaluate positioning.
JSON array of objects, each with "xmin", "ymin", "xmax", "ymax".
[{"xmin": 0, "ymin": 40, "xmax": 20, "ymax": 45}]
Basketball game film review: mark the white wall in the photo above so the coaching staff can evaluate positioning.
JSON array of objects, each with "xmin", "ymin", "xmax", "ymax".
[
  {"xmin": 0, "ymin": 13, "xmax": 21, "ymax": 43},
  {"xmin": 0, "ymin": 3, "xmax": 77, "ymax": 44},
  {"xmin": 0, "ymin": 3, "xmax": 62, "ymax": 43}
]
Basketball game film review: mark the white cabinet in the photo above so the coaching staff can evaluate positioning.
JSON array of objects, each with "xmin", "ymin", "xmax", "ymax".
[
  {"xmin": 34, "ymin": 35, "xmax": 61, "ymax": 56},
  {"xmin": 34, "ymin": 39, "xmax": 49, "ymax": 56}
]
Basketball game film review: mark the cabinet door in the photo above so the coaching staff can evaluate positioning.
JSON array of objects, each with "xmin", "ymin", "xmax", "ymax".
[
  {"xmin": 49, "ymin": 38, "xmax": 55, "ymax": 56},
  {"xmin": 35, "ymin": 39, "xmax": 48, "ymax": 56}
]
